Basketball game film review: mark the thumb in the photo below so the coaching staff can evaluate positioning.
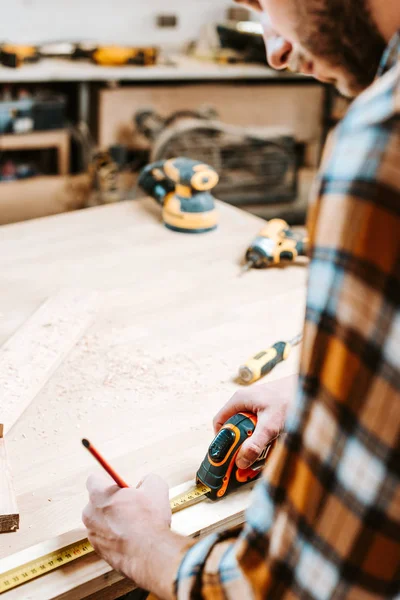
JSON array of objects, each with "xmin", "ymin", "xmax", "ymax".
[{"xmin": 236, "ymin": 417, "xmax": 277, "ymax": 469}]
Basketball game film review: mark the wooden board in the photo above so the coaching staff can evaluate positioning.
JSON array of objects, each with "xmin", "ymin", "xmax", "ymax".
[
  {"xmin": 0, "ymin": 424, "xmax": 19, "ymax": 533},
  {"xmin": 0, "ymin": 290, "xmax": 100, "ymax": 435},
  {"xmin": 0, "ymin": 479, "xmax": 254, "ymax": 599},
  {"xmin": 0, "ymin": 198, "xmax": 307, "ymax": 598}
]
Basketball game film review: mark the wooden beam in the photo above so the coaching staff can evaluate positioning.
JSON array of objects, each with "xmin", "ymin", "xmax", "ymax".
[
  {"xmin": 0, "ymin": 290, "xmax": 100, "ymax": 435},
  {"xmin": 0, "ymin": 424, "xmax": 19, "ymax": 533},
  {"xmin": 0, "ymin": 479, "xmax": 254, "ymax": 599}
]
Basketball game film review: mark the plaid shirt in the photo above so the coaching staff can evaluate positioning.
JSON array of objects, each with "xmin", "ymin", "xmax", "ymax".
[{"xmin": 174, "ymin": 32, "xmax": 400, "ymax": 600}]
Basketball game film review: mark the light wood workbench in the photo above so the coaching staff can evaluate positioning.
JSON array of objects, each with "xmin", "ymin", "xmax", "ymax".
[{"xmin": 0, "ymin": 198, "xmax": 307, "ymax": 597}]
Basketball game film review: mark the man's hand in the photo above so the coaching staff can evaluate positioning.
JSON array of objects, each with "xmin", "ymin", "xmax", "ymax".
[
  {"xmin": 82, "ymin": 473, "xmax": 187, "ymax": 599},
  {"xmin": 213, "ymin": 374, "xmax": 297, "ymax": 469}
]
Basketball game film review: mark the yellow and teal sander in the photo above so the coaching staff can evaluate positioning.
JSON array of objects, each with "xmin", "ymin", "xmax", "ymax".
[{"xmin": 138, "ymin": 157, "xmax": 219, "ymax": 233}]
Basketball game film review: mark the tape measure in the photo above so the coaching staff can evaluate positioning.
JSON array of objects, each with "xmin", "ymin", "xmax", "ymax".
[
  {"xmin": 0, "ymin": 484, "xmax": 210, "ymax": 595},
  {"xmin": 169, "ymin": 482, "xmax": 210, "ymax": 512},
  {"xmin": 0, "ymin": 539, "xmax": 94, "ymax": 594}
]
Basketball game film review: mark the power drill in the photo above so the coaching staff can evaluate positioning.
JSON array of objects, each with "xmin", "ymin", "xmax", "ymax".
[
  {"xmin": 138, "ymin": 157, "xmax": 219, "ymax": 233},
  {"xmin": 241, "ymin": 218, "xmax": 308, "ymax": 273}
]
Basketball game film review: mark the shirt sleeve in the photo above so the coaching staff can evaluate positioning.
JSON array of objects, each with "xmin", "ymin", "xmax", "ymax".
[{"xmin": 174, "ymin": 63, "xmax": 400, "ymax": 600}]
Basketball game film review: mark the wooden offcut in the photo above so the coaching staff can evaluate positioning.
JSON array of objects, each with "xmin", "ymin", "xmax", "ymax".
[
  {"xmin": 0, "ymin": 424, "xmax": 19, "ymax": 533},
  {"xmin": 0, "ymin": 289, "xmax": 100, "ymax": 435}
]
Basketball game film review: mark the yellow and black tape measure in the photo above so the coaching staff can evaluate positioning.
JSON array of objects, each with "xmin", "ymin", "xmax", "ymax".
[
  {"xmin": 0, "ymin": 483, "xmax": 210, "ymax": 594},
  {"xmin": 0, "ymin": 539, "xmax": 94, "ymax": 594}
]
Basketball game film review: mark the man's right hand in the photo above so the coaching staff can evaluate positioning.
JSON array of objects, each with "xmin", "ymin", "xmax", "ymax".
[{"xmin": 213, "ymin": 375, "xmax": 297, "ymax": 469}]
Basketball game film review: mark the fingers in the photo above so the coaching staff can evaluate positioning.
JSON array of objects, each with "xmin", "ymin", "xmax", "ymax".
[
  {"xmin": 86, "ymin": 474, "xmax": 119, "ymax": 506},
  {"xmin": 138, "ymin": 473, "xmax": 169, "ymax": 503},
  {"xmin": 82, "ymin": 503, "xmax": 98, "ymax": 530},
  {"xmin": 213, "ymin": 390, "xmax": 251, "ymax": 433},
  {"xmin": 236, "ymin": 414, "xmax": 278, "ymax": 469}
]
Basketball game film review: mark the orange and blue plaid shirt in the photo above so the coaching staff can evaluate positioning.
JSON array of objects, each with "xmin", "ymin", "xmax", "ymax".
[{"xmin": 174, "ymin": 32, "xmax": 400, "ymax": 599}]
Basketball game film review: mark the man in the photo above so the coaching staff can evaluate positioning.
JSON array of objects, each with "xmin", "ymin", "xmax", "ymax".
[{"xmin": 83, "ymin": 0, "xmax": 400, "ymax": 598}]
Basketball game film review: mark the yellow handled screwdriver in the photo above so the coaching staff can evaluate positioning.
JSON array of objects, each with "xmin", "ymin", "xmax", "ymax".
[{"xmin": 238, "ymin": 333, "xmax": 303, "ymax": 384}]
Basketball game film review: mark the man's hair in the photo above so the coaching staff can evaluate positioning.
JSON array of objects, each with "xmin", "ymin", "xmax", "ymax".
[{"xmin": 295, "ymin": 0, "xmax": 386, "ymax": 90}]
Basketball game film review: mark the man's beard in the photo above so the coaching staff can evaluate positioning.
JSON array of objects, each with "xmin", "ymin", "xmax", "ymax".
[{"xmin": 296, "ymin": 0, "xmax": 387, "ymax": 96}]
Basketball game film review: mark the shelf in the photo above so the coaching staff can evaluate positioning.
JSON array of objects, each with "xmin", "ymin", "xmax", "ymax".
[
  {"xmin": 0, "ymin": 56, "xmax": 309, "ymax": 83},
  {"xmin": 0, "ymin": 129, "xmax": 70, "ymax": 175}
]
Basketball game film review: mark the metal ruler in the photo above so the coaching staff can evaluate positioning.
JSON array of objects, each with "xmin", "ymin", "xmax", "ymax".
[{"xmin": 0, "ymin": 483, "xmax": 210, "ymax": 595}]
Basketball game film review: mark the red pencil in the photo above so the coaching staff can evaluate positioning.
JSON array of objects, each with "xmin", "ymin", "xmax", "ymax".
[{"xmin": 82, "ymin": 438, "xmax": 129, "ymax": 488}]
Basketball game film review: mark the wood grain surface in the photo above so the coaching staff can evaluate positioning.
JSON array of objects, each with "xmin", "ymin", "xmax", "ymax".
[
  {"xmin": 0, "ymin": 290, "xmax": 100, "ymax": 435},
  {"xmin": 0, "ymin": 198, "xmax": 307, "ymax": 597}
]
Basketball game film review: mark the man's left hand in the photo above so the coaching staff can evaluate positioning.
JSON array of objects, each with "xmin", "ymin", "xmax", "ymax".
[{"xmin": 82, "ymin": 473, "xmax": 187, "ymax": 599}]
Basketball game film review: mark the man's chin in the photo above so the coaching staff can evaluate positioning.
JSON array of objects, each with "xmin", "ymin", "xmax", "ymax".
[
  {"xmin": 335, "ymin": 79, "xmax": 365, "ymax": 99},
  {"xmin": 311, "ymin": 72, "xmax": 362, "ymax": 99},
  {"xmin": 335, "ymin": 82, "xmax": 356, "ymax": 98}
]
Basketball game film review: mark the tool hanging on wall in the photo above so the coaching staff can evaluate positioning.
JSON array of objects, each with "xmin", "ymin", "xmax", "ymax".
[
  {"xmin": 0, "ymin": 412, "xmax": 275, "ymax": 593},
  {"xmin": 138, "ymin": 157, "xmax": 219, "ymax": 233},
  {"xmin": 238, "ymin": 333, "xmax": 303, "ymax": 384},
  {"xmin": 241, "ymin": 218, "xmax": 308, "ymax": 273}
]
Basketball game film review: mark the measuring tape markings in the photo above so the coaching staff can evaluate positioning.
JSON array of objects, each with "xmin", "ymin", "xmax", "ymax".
[{"xmin": 0, "ymin": 539, "xmax": 95, "ymax": 594}]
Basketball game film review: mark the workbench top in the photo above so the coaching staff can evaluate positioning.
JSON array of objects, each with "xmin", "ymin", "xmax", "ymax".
[
  {"xmin": 0, "ymin": 55, "xmax": 306, "ymax": 83},
  {"xmin": 0, "ymin": 199, "xmax": 307, "ymax": 568}
]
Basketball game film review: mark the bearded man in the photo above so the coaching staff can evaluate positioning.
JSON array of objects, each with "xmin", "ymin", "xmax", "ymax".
[{"xmin": 82, "ymin": 1, "xmax": 400, "ymax": 598}]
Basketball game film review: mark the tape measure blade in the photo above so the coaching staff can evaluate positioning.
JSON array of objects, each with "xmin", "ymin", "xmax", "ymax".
[
  {"xmin": 170, "ymin": 483, "xmax": 210, "ymax": 514},
  {"xmin": 0, "ymin": 539, "xmax": 94, "ymax": 595}
]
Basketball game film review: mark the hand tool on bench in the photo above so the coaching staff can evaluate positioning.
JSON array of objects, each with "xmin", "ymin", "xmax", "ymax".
[
  {"xmin": 241, "ymin": 218, "xmax": 308, "ymax": 273},
  {"xmin": 238, "ymin": 333, "xmax": 303, "ymax": 384},
  {"xmin": 138, "ymin": 157, "xmax": 219, "ymax": 233},
  {"xmin": 0, "ymin": 412, "xmax": 275, "ymax": 593}
]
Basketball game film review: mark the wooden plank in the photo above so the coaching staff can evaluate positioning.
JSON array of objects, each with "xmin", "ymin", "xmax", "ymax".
[
  {"xmin": 0, "ymin": 479, "xmax": 253, "ymax": 599},
  {"xmin": 0, "ymin": 424, "xmax": 19, "ymax": 533},
  {"xmin": 0, "ymin": 290, "xmax": 100, "ymax": 435}
]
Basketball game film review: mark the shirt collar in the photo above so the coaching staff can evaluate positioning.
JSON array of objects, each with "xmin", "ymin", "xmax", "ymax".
[{"xmin": 377, "ymin": 30, "xmax": 400, "ymax": 77}]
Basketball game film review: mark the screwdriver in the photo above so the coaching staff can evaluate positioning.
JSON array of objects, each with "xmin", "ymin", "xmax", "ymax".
[{"xmin": 238, "ymin": 333, "xmax": 303, "ymax": 384}]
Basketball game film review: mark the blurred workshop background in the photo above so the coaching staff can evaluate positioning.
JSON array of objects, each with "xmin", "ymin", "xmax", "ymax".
[{"xmin": 0, "ymin": 0, "xmax": 349, "ymax": 226}]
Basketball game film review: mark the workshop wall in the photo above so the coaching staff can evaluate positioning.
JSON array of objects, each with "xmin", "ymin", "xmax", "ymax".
[{"xmin": 0, "ymin": 0, "xmax": 233, "ymax": 47}]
